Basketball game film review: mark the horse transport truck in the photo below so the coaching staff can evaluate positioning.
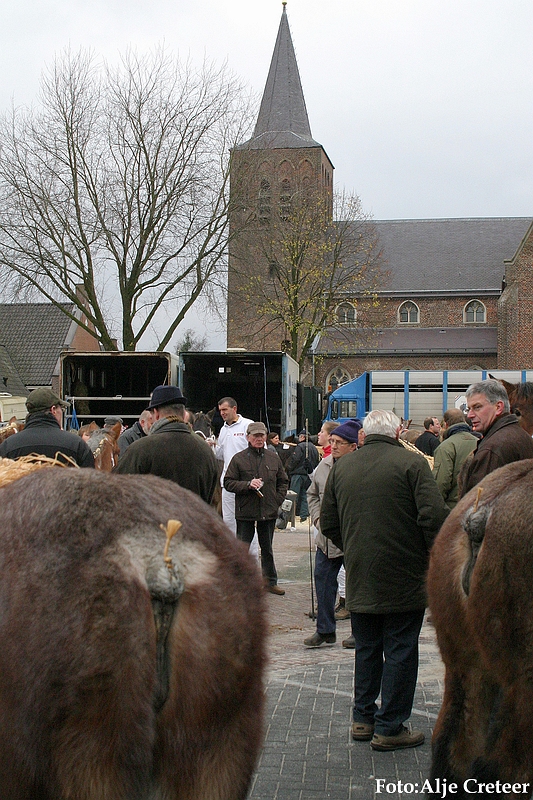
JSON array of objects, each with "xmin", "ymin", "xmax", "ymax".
[
  {"xmin": 178, "ymin": 351, "xmax": 300, "ymax": 441},
  {"xmin": 60, "ymin": 351, "xmax": 180, "ymax": 429},
  {"xmin": 324, "ymin": 369, "xmax": 533, "ymax": 429},
  {"xmin": 60, "ymin": 349, "xmax": 300, "ymax": 439}
]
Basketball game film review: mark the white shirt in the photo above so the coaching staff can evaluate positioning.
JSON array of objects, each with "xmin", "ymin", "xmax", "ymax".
[{"xmin": 216, "ymin": 415, "xmax": 254, "ymax": 479}]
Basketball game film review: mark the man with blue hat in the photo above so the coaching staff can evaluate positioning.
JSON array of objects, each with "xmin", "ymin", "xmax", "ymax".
[{"xmin": 116, "ymin": 385, "xmax": 218, "ymax": 504}]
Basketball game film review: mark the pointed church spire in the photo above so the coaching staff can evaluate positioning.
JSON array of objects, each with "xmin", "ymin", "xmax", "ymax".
[{"xmin": 238, "ymin": 3, "xmax": 321, "ymax": 150}]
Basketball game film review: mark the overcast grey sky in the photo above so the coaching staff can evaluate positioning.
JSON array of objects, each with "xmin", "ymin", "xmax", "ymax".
[{"xmin": 2, "ymin": 0, "xmax": 532, "ymax": 347}]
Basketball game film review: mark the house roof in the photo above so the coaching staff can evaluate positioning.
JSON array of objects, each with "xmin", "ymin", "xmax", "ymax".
[
  {"xmin": 362, "ymin": 217, "xmax": 533, "ymax": 294},
  {"xmin": 316, "ymin": 326, "xmax": 498, "ymax": 356},
  {"xmin": 236, "ymin": 6, "xmax": 322, "ymax": 152},
  {"xmin": 0, "ymin": 303, "xmax": 79, "ymax": 387},
  {"xmin": 0, "ymin": 345, "xmax": 27, "ymax": 397}
]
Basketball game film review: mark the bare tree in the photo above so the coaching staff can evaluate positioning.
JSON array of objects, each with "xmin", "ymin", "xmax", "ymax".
[
  {"xmin": 0, "ymin": 48, "xmax": 253, "ymax": 350},
  {"xmin": 229, "ymin": 186, "xmax": 385, "ymax": 368}
]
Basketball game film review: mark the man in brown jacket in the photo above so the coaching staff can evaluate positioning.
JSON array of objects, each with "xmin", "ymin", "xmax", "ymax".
[
  {"xmin": 460, "ymin": 379, "xmax": 533, "ymax": 497},
  {"xmin": 224, "ymin": 422, "xmax": 288, "ymax": 595}
]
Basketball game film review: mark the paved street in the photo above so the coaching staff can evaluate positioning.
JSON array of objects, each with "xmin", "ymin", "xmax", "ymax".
[{"xmin": 247, "ymin": 521, "xmax": 445, "ymax": 800}]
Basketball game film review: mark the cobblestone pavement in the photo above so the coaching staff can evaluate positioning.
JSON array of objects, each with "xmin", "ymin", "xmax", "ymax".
[{"xmin": 246, "ymin": 521, "xmax": 445, "ymax": 800}]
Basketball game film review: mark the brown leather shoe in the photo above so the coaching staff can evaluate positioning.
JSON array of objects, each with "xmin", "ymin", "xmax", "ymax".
[
  {"xmin": 351, "ymin": 722, "xmax": 374, "ymax": 741},
  {"xmin": 335, "ymin": 599, "xmax": 350, "ymax": 620},
  {"xmin": 370, "ymin": 726, "xmax": 425, "ymax": 751},
  {"xmin": 303, "ymin": 631, "xmax": 335, "ymax": 648},
  {"xmin": 267, "ymin": 584, "xmax": 285, "ymax": 596}
]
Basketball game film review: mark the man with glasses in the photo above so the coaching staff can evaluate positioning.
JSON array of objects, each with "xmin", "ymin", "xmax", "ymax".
[
  {"xmin": 460, "ymin": 379, "xmax": 533, "ymax": 497},
  {"xmin": 0, "ymin": 388, "xmax": 94, "ymax": 468}
]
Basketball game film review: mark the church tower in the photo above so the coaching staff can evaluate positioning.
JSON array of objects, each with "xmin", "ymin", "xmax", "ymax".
[{"xmin": 227, "ymin": 3, "xmax": 334, "ymax": 351}]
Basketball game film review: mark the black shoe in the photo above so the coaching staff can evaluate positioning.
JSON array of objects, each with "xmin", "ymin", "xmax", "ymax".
[
  {"xmin": 342, "ymin": 634, "xmax": 356, "ymax": 649},
  {"xmin": 303, "ymin": 631, "xmax": 335, "ymax": 648}
]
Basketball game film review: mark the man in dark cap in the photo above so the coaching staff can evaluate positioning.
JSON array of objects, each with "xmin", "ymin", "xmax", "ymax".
[
  {"xmin": 116, "ymin": 385, "xmax": 218, "ymax": 504},
  {"xmin": 0, "ymin": 388, "xmax": 94, "ymax": 467},
  {"xmin": 103, "ymin": 416, "xmax": 124, "ymax": 430},
  {"xmin": 224, "ymin": 422, "xmax": 289, "ymax": 595}
]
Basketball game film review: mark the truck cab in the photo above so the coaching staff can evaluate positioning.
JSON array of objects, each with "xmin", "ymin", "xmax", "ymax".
[{"xmin": 324, "ymin": 373, "xmax": 369, "ymax": 423}]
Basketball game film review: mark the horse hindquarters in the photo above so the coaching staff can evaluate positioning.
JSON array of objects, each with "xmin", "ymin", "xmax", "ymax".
[
  {"xmin": 152, "ymin": 536, "xmax": 266, "ymax": 800},
  {"xmin": 0, "ymin": 469, "xmax": 266, "ymax": 800},
  {"xmin": 428, "ymin": 460, "xmax": 533, "ymax": 794},
  {"xmin": 0, "ymin": 536, "xmax": 158, "ymax": 799},
  {"xmin": 428, "ymin": 522, "xmax": 498, "ymax": 791}
]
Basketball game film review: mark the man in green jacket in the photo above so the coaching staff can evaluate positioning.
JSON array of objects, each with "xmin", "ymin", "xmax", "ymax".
[
  {"xmin": 432, "ymin": 408, "xmax": 478, "ymax": 508},
  {"xmin": 320, "ymin": 410, "xmax": 448, "ymax": 752}
]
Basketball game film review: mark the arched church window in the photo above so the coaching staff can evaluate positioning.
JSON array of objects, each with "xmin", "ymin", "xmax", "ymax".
[
  {"xmin": 279, "ymin": 179, "xmax": 291, "ymax": 219},
  {"xmin": 326, "ymin": 366, "xmax": 351, "ymax": 394},
  {"xmin": 398, "ymin": 301, "xmax": 420, "ymax": 324},
  {"xmin": 258, "ymin": 179, "xmax": 271, "ymax": 223},
  {"xmin": 336, "ymin": 302, "xmax": 356, "ymax": 325},
  {"xmin": 464, "ymin": 300, "xmax": 486, "ymax": 323}
]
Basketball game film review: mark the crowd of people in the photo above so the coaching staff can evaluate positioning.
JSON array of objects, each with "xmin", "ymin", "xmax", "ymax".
[{"xmin": 2, "ymin": 378, "xmax": 533, "ymax": 754}]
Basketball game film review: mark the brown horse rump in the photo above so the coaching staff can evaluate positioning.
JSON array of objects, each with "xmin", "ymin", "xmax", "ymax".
[
  {"xmin": 428, "ymin": 458, "xmax": 533, "ymax": 795},
  {"xmin": 0, "ymin": 469, "xmax": 267, "ymax": 800}
]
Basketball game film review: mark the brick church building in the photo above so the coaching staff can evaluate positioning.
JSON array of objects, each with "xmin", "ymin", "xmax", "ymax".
[{"xmin": 227, "ymin": 5, "xmax": 533, "ymax": 390}]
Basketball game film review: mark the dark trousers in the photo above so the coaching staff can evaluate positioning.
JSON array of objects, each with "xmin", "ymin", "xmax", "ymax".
[
  {"xmin": 290, "ymin": 474, "xmax": 310, "ymax": 518},
  {"xmin": 350, "ymin": 609, "xmax": 424, "ymax": 736},
  {"xmin": 315, "ymin": 548, "xmax": 343, "ymax": 635},
  {"xmin": 236, "ymin": 518, "xmax": 278, "ymax": 585}
]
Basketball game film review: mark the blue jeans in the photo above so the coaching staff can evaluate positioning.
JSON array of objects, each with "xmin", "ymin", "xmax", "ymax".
[
  {"xmin": 290, "ymin": 474, "xmax": 310, "ymax": 518},
  {"xmin": 350, "ymin": 609, "xmax": 424, "ymax": 736},
  {"xmin": 314, "ymin": 548, "xmax": 343, "ymax": 635}
]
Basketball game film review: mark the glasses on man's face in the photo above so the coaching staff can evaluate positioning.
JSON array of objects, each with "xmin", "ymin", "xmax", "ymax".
[{"xmin": 330, "ymin": 438, "xmax": 352, "ymax": 448}]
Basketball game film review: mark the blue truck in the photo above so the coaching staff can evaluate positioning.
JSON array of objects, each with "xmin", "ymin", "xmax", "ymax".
[{"xmin": 324, "ymin": 369, "xmax": 533, "ymax": 428}]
